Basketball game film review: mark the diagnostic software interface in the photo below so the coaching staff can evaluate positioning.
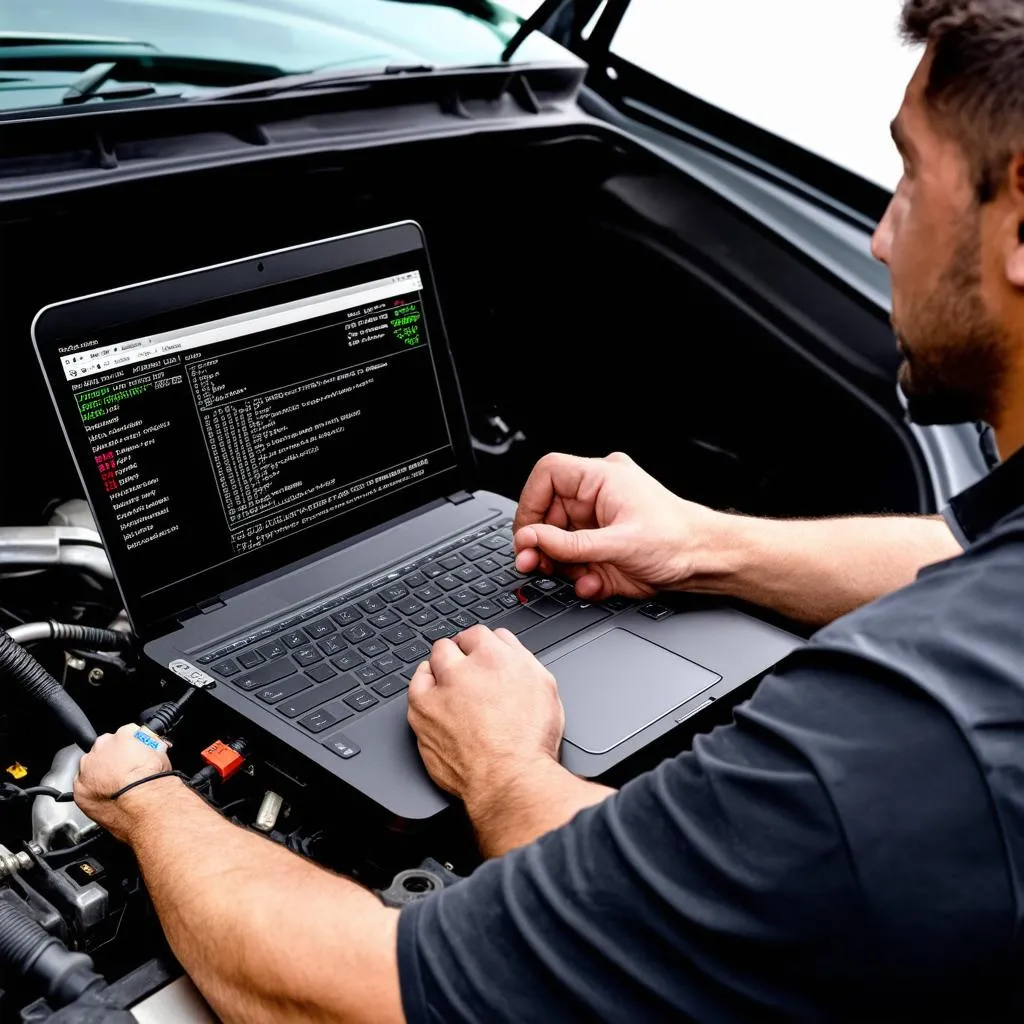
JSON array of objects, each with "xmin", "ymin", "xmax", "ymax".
[{"xmin": 52, "ymin": 264, "xmax": 459, "ymax": 608}]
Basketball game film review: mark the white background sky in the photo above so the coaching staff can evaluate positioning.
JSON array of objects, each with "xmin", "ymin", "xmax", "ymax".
[{"xmin": 503, "ymin": 0, "xmax": 922, "ymax": 191}]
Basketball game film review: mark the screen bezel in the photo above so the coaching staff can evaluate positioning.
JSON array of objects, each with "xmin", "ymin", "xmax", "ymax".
[{"xmin": 31, "ymin": 221, "xmax": 477, "ymax": 637}]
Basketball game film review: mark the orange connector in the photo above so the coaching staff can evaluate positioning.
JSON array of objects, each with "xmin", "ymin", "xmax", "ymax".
[{"xmin": 200, "ymin": 740, "xmax": 245, "ymax": 781}]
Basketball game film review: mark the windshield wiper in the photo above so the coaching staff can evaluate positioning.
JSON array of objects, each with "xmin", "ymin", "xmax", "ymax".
[{"xmin": 0, "ymin": 35, "xmax": 289, "ymax": 101}]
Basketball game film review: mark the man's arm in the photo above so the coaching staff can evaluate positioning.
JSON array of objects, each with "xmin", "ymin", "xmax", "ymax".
[
  {"xmin": 510, "ymin": 452, "xmax": 962, "ymax": 627},
  {"xmin": 75, "ymin": 731, "xmax": 404, "ymax": 1024},
  {"xmin": 688, "ymin": 512, "xmax": 962, "ymax": 625}
]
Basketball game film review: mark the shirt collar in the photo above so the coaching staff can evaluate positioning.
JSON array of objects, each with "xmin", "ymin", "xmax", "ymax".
[{"xmin": 946, "ymin": 441, "xmax": 1024, "ymax": 545}]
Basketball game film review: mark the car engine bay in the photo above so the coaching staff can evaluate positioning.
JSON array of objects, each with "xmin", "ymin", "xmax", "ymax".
[{"xmin": 0, "ymin": 67, "xmax": 932, "ymax": 1020}]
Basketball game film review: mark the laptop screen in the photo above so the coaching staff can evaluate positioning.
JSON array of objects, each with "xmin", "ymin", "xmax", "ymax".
[{"xmin": 34, "ymin": 228, "xmax": 472, "ymax": 633}]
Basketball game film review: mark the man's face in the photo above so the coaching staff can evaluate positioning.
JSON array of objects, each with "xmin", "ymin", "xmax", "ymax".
[{"xmin": 871, "ymin": 49, "xmax": 1012, "ymax": 427}]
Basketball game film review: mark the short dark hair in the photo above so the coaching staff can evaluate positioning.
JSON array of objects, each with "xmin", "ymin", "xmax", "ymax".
[{"xmin": 901, "ymin": 0, "xmax": 1024, "ymax": 200}]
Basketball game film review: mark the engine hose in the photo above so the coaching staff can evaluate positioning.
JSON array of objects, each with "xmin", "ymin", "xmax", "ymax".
[
  {"xmin": 0, "ymin": 629, "xmax": 97, "ymax": 751},
  {"xmin": 6, "ymin": 621, "xmax": 131, "ymax": 650},
  {"xmin": 0, "ymin": 900, "xmax": 106, "ymax": 1008}
]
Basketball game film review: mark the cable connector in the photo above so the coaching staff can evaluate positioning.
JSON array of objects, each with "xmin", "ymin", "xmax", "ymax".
[
  {"xmin": 199, "ymin": 739, "xmax": 247, "ymax": 782},
  {"xmin": 141, "ymin": 686, "xmax": 198, "ymax": 736}
]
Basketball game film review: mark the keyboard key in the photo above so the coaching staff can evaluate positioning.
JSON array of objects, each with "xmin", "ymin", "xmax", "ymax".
[
  {"xmin": 532, "ymin": 577, "xmax": 562, "ymax": 592},
  {"xmin": 298, "ymin": 707, "xmax": 341, "ymax": 733},
  {"xmin": 342, "ymin": 623, "xmax": 375, "ymax": 643},
  {"xmin": 237, "ymin": 649, "xmax": 265, "ymax": 669},
  {"xmin": 519, "ymin": 605, "xmax": 612, "ymax": 654},
  {"xmin": 379, "ymin": 584, "xmax": 409, "ymax": 603},
  {"xmin": 399, "ymin": 662, "xmax": 419, "ymax": 680},
  {"xmin": 432, "ymin": 598, "xmax": 458, "ymax": 616},
  {"xmin": 492, "ymin": 606, "xmax": 543, "ymax": 635},
  {"xmin": 358, "ymin": 595, "xmax": 385, "ymax": 614},
  {"xmin": 472, "ymin": 579, "xmax": 498, "ymax": 595},
  {"xmin": 381, "ymin": 624, "xmax": 417, "ymax": 645},
  {"xmin": 317, "ymin": 636, "xmax": 346, "ymax": 656},
  {"xmin": 332, "ymin": 650, "xmax": 365, "ymax": 672},
  {"xmin": 354, "ymin": 665, "xmax": 382, "ymax": 684},
  {"xmin": 278, "ymin": 676, "xmax": 359, "ymax": 718},
  {"xmin": 292, "ymin": 646, "xmax": 324, "ymax": 667},
  {"xmin": 372, "ymin": 676, "xmax": 409, "ymax": 699},
  {"xmin": 461, "ymin": 544, "xmax": 489, "ymax": 560},
  {"xmin": 403, "ymin": 571, "xmax": 427, "ymax": 589},
  {"xmin": 638, "ymin": 602, "xmax": 674, "ymax": 621},
  {"xmin": 496, "ymin": 591, "xmax": 520, "ymax": 610},
  {"xmin": 527, "ymin": 596, "xmax": 564, "ymax": 618},
  {"xmin": 396, "ymin": 637, "xmax": 433, "ymax": 661},
  {"xmin": 395, "ymin": 597, "xmax": 424, "ymax": 616},
  {"xmin": 603, "ymin": 596, "xmax": 632, "ymax": 611},
  {"xmin": 492, "ymin": 570, "xmax": 516, "ymax": 587},
  {"xmin": 414, "ymin": 584, "xmax": 443, "ymax": 602},
  {"xmin": 449, "ymin": 611, "xmax": 476, "ymax": 630},
  {"xmin": 469, "ymin": 600, "xmax": 500, "ymax": 620},
  {"xmin": 439, "ymin": 554, "xmax": 463, "ymax": 570},
  {"xmin": 452, "ymin": 589, "xmax": 477, "ymax": 607},
  {"xmin": 331, "ymin": 606, "xmax": 362, "ymax": 627},
  {"xmin": 234, "ymin": 659, "xmax": 297, "ymax": 691},
  {"xmin": 304, "ymin": 619, "xmax": 335, "ymax": 640},
  {"xmin": 213, "ymin": 659, "xmax": 239, "ymax": 677},
  {"xmin": 368, "ymin": 609, "xmax": 400, "ymax": 628},
  {"xmin": 282, "ymin": 631, "xmax": 307, "ymax": 649},
  {"xmin": 436, "ymin": 574, "xmax": 462, "ymax": 591},
  {"xmin": 374, "ymin": 653, "xmax": 403, "ymax": 675},
  {"xmin": 421, "ymin": 620, "xmax": 458, "ymax": 642},
  {"xmin": 482, "ymin": 534, "xmax": 507, "ymax": 551},
  {"xmin": 257, "ymin": 674, "xmax": 312, "ymax": 704},
  {"xmin": 477, "ymin": 557, "xmax": 501, "ymax": 574},
  {"xmin": 344, "ymin": 689, "xmax": 380, "ymax": 713},
  {"xmin": 409, "ymin": 608, "xmax": 437, "ymax": 627},
  {"xmin": 454, "ymin": 564, "xmax": 481, "ymax": 582},
  {"xmin": 256, "ymin": 640, "xmax": 288, "ymax": 660},
  {"xmin": 306, "ymin": 662, "xmax": 337, "ymax": 683},
  {"xmin": 323, "ymin": 732, "xmax": 360, "ymax": 758},
  {"xmin": 360, "ymin": 638, "xmax": 390, "ymax": 657},
  {"xmin": 422, "ymin": 562, "xmax": 446, "ymax": 579}
]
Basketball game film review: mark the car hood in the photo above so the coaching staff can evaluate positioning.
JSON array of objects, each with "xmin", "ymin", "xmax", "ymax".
[{"xmin": 3, "ymin": 0, "xmax": 570, "ymax": 110}]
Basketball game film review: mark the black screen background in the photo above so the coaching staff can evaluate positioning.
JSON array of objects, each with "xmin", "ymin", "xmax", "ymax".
[{"xmin": 40, "ymin": 249, "xmax": 474, "ymax": 633}]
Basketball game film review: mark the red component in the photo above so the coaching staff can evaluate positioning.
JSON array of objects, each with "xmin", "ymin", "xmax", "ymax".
[
  {"xmin": 201, "ymin": 740, "xmax": 245, "ymax": 781},
  {"xmin": 516, "ymin": 588, "xmax": 529, "ymax": 605}
]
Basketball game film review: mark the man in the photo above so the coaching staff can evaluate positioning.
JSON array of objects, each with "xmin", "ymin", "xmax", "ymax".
[{"xmin": 75, "ymin": 2, "xmax": 1024, "ymax": 1020}]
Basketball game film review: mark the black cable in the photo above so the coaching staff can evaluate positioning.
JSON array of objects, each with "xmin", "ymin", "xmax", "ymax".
[
  {"xmin": 111, "ymin": 770, "xmax": 191, "ymax": 800},
  {"xmin": 0, "ymin": 783, "xmax": 74, "ymax": 803}
]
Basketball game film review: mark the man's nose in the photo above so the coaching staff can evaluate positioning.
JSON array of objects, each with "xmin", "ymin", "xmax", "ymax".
[{"xmin": 872, "ymin": 203, "xmax": 895, "ymax": 265}]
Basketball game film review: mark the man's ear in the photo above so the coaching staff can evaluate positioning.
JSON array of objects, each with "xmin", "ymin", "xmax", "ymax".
[{"xmin": 1006, "ymin": 154, "xmax": 1024, "ymax": 289}]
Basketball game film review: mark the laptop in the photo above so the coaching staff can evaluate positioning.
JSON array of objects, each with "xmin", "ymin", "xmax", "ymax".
[{"xmin": 32, "ymin": 221, "xmax": 801, "ymax": 823}]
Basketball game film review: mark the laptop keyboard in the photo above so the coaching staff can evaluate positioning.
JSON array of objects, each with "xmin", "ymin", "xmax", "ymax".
[{"xmin": 193, "ymin": 518, "xmax": 672, "ymax": 756}]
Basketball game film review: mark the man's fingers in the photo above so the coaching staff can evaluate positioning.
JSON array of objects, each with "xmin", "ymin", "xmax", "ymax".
[
  {"xmin": 526, "ymin": 522, "xmax": 627, "ymax": 567},
  {"xmin": 512, "ymin": 453, "xmax": 590, "ymax": 535},
  {"xmin": 429, "ymin": 637, "xmax": 464, "ymax": 677},
  {"xmin": 408, "ymin": 661, "xmax": 435, "ymax": 701},
  {"xmin": 453, "ymin": 624, "xmax": 495, "ymax": 655},
  {"xmin": 493, "ymin": 627, "xmax": 523, "ymax": 650}
]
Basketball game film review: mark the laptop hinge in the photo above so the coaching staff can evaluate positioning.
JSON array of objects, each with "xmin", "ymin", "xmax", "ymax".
[{"xmin": 446, "ymin": 490, "xmax": 473, "ymax": 505}]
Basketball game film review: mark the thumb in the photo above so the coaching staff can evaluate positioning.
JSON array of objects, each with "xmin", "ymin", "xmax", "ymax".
[{"xmin": 527, "ymin": 523, "xmax": 629, "ymax": 566}]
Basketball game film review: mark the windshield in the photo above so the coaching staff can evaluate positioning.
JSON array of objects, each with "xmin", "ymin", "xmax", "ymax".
[{"xmin": 1, "ymin": 0, "xmax": 571, "ymax": 112}]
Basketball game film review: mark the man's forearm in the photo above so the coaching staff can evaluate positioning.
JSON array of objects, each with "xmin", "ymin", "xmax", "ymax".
[
  {"xmin": 688, "ymin": 513, "xmax": 961, "ymax": 626},
  {"xmin": 120, "ymin": 777, "xmax": 402, "ymax": 1024},
  {"xmin": 466, "ymin": 758, "xmax": 613, "ymax": 859}
]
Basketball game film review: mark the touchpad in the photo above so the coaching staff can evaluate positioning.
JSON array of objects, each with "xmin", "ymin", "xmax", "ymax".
[{"xmin": 550, "ymin": 629, "xmax": 721, "ymax": 755}]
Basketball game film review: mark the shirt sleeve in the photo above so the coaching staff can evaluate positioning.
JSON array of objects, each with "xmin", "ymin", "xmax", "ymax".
[{"xmin": 397, "ymin": 640, "xmax": 1012, "ymax": 1024}]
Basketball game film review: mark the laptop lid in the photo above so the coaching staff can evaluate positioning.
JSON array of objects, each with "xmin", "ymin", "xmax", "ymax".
[{"xmin": 32, "ymin": 221, "xmax": 476, "ymax": 638}]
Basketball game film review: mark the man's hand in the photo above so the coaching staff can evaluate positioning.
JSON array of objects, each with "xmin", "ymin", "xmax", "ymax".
[
  {"xmin": 75, "ymin": 723, "xmax": 172, "ymax": 842},
  {"xmin": 513, "ymin": 451, "xmax": 723, "ymax": 600},
  {"xmin": 407, "ymin": 625, "xmax": 564, "ymax": 803}
]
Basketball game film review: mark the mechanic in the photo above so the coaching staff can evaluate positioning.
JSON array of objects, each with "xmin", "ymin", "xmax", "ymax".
[{"xmin": 74, "ymin": 2, "xmax": 1024, "ymax": 1021}]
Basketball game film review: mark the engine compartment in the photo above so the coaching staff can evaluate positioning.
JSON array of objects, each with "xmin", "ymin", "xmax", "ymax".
[{"xmin": 0, "ymin": 120, "xmax": 926, "ymax": 1018}]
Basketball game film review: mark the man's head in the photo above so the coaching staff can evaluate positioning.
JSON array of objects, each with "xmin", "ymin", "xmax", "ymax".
[{"xmin": 872, "ymin": 0, "xmax": 1024, "ymax": 432}]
